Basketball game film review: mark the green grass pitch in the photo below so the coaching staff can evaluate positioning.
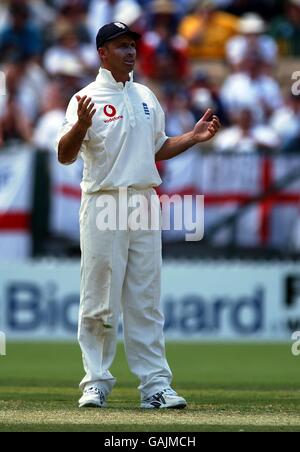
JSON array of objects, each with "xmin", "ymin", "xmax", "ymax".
[{"xmin": 0, "ymin": 342, "xmax": 300, "ymax": 432}]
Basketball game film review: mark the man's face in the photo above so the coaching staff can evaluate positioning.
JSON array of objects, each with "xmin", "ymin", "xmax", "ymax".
[{"xmin": 100, "ymin": 35, "xmax": 137, "ymax": 74}]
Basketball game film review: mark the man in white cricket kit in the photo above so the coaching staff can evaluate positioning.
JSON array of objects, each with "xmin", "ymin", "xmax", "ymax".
[{"xmin": 57, "ymin": 22, "xmax": 220, "ymax": 409}]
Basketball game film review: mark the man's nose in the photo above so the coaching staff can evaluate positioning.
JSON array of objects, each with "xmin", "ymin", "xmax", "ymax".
[{"xmin": 127, "ymin": 47, "xmax": 136, "ymax": 57}]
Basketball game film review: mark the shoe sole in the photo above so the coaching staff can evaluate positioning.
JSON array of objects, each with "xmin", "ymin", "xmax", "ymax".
[
  {"xmin": 79, "ymin": 403, "xmax": 106, "ymax": 408},
  {"xmin": 79, "ymin": 399, "xmax": 107, "ymax": 409},
  {"xmin": 167, "ymin": 402, "xmax": 187, "ymax": 409},
  {"xmin": 141, "ymin": 402, "xmax": 187, "ymax": 410}
]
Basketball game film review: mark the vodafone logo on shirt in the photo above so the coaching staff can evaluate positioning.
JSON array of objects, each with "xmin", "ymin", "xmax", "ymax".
[
  {"xmin": 104, "ymin": 104, "xmax": 117, "ymax": 117},
  {"xmin": 103, "ymin": 104, "xmax": 123, "ymax": 124}
]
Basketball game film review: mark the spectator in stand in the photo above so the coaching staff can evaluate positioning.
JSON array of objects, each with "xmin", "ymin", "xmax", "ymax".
[
  {"xmin": 0, "ymin": 1, "xmax": 43, "ymax": 63},
  {"xmin": 27, "ymin": 0, "xmax": 56, "ymax": 30},
  {"xmin": 139, "ymin": 0, "xmax": 189, "ymax": 85},
  {"xmin": 271, "ymin": 0, "xmax": 300, "ymax": 56},
  {"xmin": 221, "ymin": 52, "xmax": 283, "ymax": 123},
  {"xmin": 0, "ymin": 59, "xmax": 34, "ymax": 146},
  {"xmin": 52, "ymin": 70, "xmax": 85, "ymax": 101},
  {"xmin": 213, "ymin": 106, "xmax": 280, "ymax": 153},
  {"xmin": 0, "ymin": 0, "xmax": 57, "ymax": 29},
  {"xmin": 178, "ymin": 0, "xmax": 239, "ymax": 59},
  {"xmin": 189, "ymin": 70, "xmax": 229, "ymax": 125},
  {"xmin": 44, "ymin": 22, "xmax": 98, "ymax": 84},
  {"xmin": 53, "ymin": 0, "xmax": 90, "ymax": 44},
  {"xmin": 0, "ymin": 1, "xmax": 56, "ymax": 52},
  {"xmin": 0, "ymin": 55, "xmax": 48, "ymax": 124},
  {"xmin": 164, "ymin": 89, "xmax": 195, "ymax": 137},
  {"xmin": 270, "ymin": 94, "xmax": 300, "ymax": 152},
  {"xmin": 0, "ymin": 96, "xmax": 33, "ymax": 146},
  {"xmin": 226, "ymin": 13, "xmax": 278, "ymax": 74},
  {"xmin": 0, "ymin": 1, "xmax": 8, "ymax": 33},
  {"xmin": 33, "ymin": 81, "xmax": 68, "ymax": 152},
  {"xmin": 87, "ymin": 0, "xmax": 142, "ymax": 44}
]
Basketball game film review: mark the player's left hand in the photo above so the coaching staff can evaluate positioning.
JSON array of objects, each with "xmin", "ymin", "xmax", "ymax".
[{"xmin": 192, "ymin": 109, "xmax": 221, "ymax": 143}]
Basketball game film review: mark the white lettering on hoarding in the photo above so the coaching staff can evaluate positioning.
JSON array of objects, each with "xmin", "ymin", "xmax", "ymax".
[
  {"xmin": 0, "ymin": 71, "xmax": 6, "ymax": 96},
  {"xmin": 292, "ymin": 72, "xmax": 300, "ymax": 96},
  {"xmin": 291, "ymin": 331, "xmax": 300, "ymax": 356},
  {"xmin": 0, "ymin": 332, "xmax": 6, "ymax": 356}
]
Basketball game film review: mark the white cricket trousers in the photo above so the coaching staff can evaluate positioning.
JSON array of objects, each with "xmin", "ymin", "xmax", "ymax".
[{"xmin": 78, "ymin": 187, "xmax": 172, "ymax": 399}]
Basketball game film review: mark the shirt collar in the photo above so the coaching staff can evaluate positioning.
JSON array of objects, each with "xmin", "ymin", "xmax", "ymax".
[{"xmin": 95, "ymin": 67, "xmax": 133, "ymax": 90}]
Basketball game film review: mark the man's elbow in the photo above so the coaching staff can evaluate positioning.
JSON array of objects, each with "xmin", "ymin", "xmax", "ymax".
[
  {"xmin": 155, "ymin": 139, "xmax": 170, "ymax": 162},
  {"xmin": 57, "ymin": 151, "xmax": 69, "ymax": 165},
  {"xmin": 155, "ymin": 150, "xmax": 167, "ymax": 162},
  {"xmin": 57, "ymin": 142, "xmax": 74, "ymax": 165}
]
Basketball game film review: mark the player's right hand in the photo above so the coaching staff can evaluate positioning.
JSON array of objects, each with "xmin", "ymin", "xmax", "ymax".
[{"xmin": 76, "ymin": 95, "xmax": 96, "ymax": 129}]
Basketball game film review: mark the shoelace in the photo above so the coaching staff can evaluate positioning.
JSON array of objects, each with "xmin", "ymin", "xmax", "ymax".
[
  {"xmin": 85, "ymin": 386, "xmax": 100, "ymax": 394},
  {"xmin": 147, "ymin": 388, "xmax": 176, "ymax": 402},
  {"xmin": 151, "ymin": 391, "xmax": 165, "ymax": 402},
  {"xmin": 163, "ymin": 388, "xmax": 177, "ymax": 396},
  {"xmin": 84, "ymin": 386, "xmax": 106, "ymax": 404},
  {"xmin": 85, "ymin": 386, "xmax": 105, "ymax": 397}
]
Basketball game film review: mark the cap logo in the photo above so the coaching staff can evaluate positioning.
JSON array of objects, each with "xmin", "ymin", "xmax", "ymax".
[{"xmin": 114, "ymin": 22, "xmax": 126, "ymax": 29}]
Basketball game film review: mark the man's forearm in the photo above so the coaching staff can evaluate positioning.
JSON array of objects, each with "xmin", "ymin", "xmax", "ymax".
[
  {"xmin": 155, "ymin": 132, "xmax": 197, "ymax": 162},
  {"xmin": 58, "ymin": 121, "xmax": 88, "ymax": 164},
  {"xmin": 155, "ymin": 109, "xmax": 221, "ymax": 161}
]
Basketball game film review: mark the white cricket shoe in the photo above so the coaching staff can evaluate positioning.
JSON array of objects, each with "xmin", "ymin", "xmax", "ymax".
[
  {"xmin": 141, "ymin": 388, "xmax": 187, "ymax": 409},
  {"xmin": 79, "ymin": 385, "xmax": 107, "ymax": 408}
]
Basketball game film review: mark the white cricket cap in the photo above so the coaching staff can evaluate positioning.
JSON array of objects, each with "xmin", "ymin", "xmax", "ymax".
[
  {"xmin": 116, "ymin": 3, "xmax": 142, "ymax": 26},
  {"xmin": 239, "ymin": 13, "xmax": 266, "ymax": 34},
  {"xmin": 192, "ymin": 88, "xmax": 215, "ymax": 111}
]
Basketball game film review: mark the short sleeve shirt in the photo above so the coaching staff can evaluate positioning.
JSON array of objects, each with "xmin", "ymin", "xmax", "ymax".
[{"xmin": 56, "ymin": 68, "xmax": 168, "ymax": 193}]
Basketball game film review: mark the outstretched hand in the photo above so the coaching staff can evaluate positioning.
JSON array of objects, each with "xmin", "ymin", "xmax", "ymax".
[
  {"xmin": 76, "ymin": 95, "xmax": 96, "ymax": 129},
  {"xmin": 193, "ymin": 109, "xmax": 221, "ymax": 143}
]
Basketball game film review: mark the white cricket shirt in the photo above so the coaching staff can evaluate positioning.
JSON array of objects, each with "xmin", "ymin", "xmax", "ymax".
[{"xmin": 56, "ymin": 68, "xmax": 168, "ymax": 193}]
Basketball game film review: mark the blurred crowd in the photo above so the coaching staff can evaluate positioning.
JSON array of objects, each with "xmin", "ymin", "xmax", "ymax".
[{"xmin": 0, "ymin": 0, "xmax": 300, "ymax": 153}]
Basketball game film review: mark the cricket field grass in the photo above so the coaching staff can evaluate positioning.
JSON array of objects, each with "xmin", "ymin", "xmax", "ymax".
[{"xmin": 0, "ymin": 342, "xmax": 299, "ymax": 432}]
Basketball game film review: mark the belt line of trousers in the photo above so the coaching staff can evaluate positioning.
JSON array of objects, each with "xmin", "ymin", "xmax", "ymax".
[{"xmin": 78, "ymin": 188, "xmax": 172, "ymax": 399}]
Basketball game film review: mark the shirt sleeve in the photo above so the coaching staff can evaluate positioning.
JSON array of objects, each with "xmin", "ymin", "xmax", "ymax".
[
  {"xmin": 55, "ymin": 95, "xmax": 89, "ymax": 158},
  {"xmin": 153, "ymin": 94, "xmax": 169, "ymax": 154}
]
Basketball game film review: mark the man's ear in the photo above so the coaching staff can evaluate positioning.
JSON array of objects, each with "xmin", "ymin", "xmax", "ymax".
[{"xmin": 98, "ymin": 45, "xmax": 107, "ymax": 61}]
